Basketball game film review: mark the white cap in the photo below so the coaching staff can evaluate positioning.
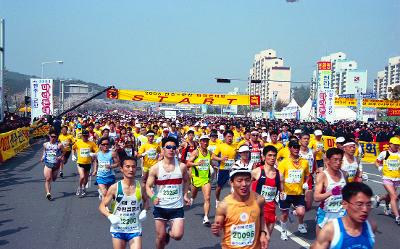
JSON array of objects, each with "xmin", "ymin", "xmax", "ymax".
[
  {"xmin": 314, "ymin": 130, "xmax": 323, "ymax": 136},
  {"xmin": 199, "ymin": 135, "xmax": 210, "ymax": 140},
  {"xmin": 261, "ymin": 132, "xmax": 268, "ymax": 138},
  {"xmin": 251, "ymin": 130, "xmax": 259, "ymax": 135},
  {"xmin": 163, "ymin": 127, "xmax": 169, "ymax": 131},
  {"xmin": 229, "ymin": 164, "xmax": 252, "ymax": 178},
  {"xmin": 336, "ymin": 137, "xmax": 345, "ymax": 143},
  {"xmin": 219, "ymin": 125, "xmax": 225, "ymax": 130},
  {"xmin": 355, "ymin": 128, "xmax": 360, "ymax": 131},
  {"xmin": 135, "ymin": 124, "xmax": 141, "ymax": 128},
  {"xmin": 294, "ymin": 129, "xmax": 302, "ymax": 134},
  {"xmin": 238, "ymin": 145, "xmax": 250, "ymax": 153},
  {"xmin": 262, "ymin": 127, "xmax": 267, "ymax": 130}
]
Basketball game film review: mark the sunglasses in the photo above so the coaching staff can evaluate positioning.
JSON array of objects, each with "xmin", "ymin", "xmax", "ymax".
[
  {"xmin": 165, "ymin": 145, "xmax": 177, "ymax": 150},
  {"xmin": 291, "ymin": 145, "xmax": 301, "ymax": 149},
  {"xmin": 50, "ymin": 135, "xmax": 57, "ymax": 138},
  {"xmin": 101, "ymin": 143, "xmax": 109, "ymax": 146}
]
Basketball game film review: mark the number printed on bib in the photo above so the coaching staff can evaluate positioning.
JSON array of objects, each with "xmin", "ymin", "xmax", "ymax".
[
  {"xmin": 325, "ymin": 195, "xmax": 343, "ymax": 213},
  {"xmin": 159, "ymin": 185, "xmax": 180, "ymax": 201},
  {"xmin": 124, "ymin": 148, "xmax": 133, "ymax": 157},
  {"xmin": 386, "ymin": 159, "xmax": 400, "ymax": 171},
  {"xmin": 224, "ymin": 159, "xmax": 234, "ymax": 170},
  {"xmin": 80, "ymin": 148, "xmax": 90, "ymax": 158},
  {"xmin": 286, "ymin": 169, "xmax": 302, "ymax": 183},
  {"xmin": 47, "ymin": 151, "xmax": 57, "ymax": 163},
  {"xmin": 198, "ymin": 160, "xmax": 210, "ymax": 171},
  {"xmin": 98, "ymin": 161, "xmax": 111, "ymax": 170},
  {"xmin": 230, "ymin": 223, "xmax": 256, "ymax": 246},
  {"xmin": 147, "ymin": 149, "xmax": 157, "ymax": 159},
  {"xmin": 261, "ymin": 185, "xmax": 277, "ymax": 202}
]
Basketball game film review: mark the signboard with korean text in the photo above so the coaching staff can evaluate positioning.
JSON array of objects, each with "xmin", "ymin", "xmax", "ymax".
[
  {"xmin": 30, "ymin": 79, "xmax": 53, "ymax": 122},
  {"xmin": 317, "ymin": 61, "xmax": 332, "ymax": 89},
  {"xmin": 317, "ymin": 89, "xmax": 335, "ymax": 122},
  {"xmin": 387, "ymin": 108, "xmax": 400, "ymax": 116}
]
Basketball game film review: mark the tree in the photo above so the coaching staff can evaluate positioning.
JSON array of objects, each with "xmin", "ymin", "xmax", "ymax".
[{"xmin": 275, "ymin": 99, "xmax": 286, "ymax": 112}]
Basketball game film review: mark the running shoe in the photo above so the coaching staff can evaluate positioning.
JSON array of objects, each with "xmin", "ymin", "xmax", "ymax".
[
  {"xmin": 280, "ymin": 230, "xmax": 288, "ymax": 241},
  {"xmin": 80, "ymin": 189, "xmax": 86, "ymax": 197},
  {"xmin": 373, "ymin": 195, "xmax": 381, "ymax": 208},
  {"xmin": 384, "ymin": 204, "xmax": 391, "ymax": 216},
  {"xmin": 298, "ymin": 224, "xmax": 308, "ymax": 234},
  {"xmin": 76, "ymin": 187, "xmax": 81, "ymax": 196},
  {"xmin": 46, "ymin": 193, "xmax": 52, "ymax": 201},
  {"xmin": 59, "ymin": 171, "xmax": 64, "ymax": 179},
  {"xmin": 396, "ymin": 216, "xmax": 400, "ymax": 225},
  {"xmin": 203, "ymin": 216, "xmax": 211, "ymax": 227}
]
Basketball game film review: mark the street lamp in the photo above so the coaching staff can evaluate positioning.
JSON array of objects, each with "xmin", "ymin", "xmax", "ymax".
[{"xmin": 41, "ymin": 60, "xmax": 63, "ymax": 78}]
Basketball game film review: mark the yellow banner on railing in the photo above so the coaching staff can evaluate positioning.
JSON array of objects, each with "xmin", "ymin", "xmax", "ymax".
[
  {"xmin": 106, "ymin": 89, "xmax": 261, "ymax": 106},
  {"xmin": 334, "ymin": 98, "xmax": 400, "ymax": 108},
  {"xmin": 0, "ymin": 127, "xmax": 30, "ymax": 162}
]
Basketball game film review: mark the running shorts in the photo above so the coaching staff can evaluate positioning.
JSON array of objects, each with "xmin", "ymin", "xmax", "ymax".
[
  {"xmin": 217, "ymin": 170, "xmax": 229, "ymax": 187},
  {"xmin": 316, "ymin": 207, "xmax": 346, "ymax": 228},
  {"xmin": 153, "ymin": 207, "xmax": 184, "ymax": 221},
  {"xmin": 111, "ymin": 232, "xmax": 142, "ymax": 241},
  {"xmin": 192, "ymin": 177, "xmax": 210, "ymax": 188},
  {"xmin": 316, "ymin": 159, "xmax": 324, "ymax": 168},
  {"xmin": 96, "ymin": 175, "xmax": 116, "ymax": 186},
  {"xmin": 279, "ymin": 195, "xmax": 306, "ymax": 210},
  {"xmin": 78, "ymin": 163, "xmax": 91, "ymax": 172},
  {"xmin": 264, "ymin": 211, "xmax": 276, "ymax": 224}
]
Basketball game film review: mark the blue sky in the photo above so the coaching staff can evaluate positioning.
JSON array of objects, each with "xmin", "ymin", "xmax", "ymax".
[{"xmin": 1, "ymin": 0, "xmax": 399, "ymax": 93}]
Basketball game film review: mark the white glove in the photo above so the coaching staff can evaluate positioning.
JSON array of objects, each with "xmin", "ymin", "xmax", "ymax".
[
  {"xmin": 378, "ymin": 166, "xmax": 383, "ymax": 172},
  {"xmin": 108, "ymin": 214, "xmax": 120, "ymax": 225},
  {"xmin": 141, "ymin": 151, "xmax": 147, "ymax": 156},
  {"xmin": 138, "ymin": 210, "xmax": 147, "ymax": 222},
  {"xmin": 362, "ymin": 173, "xmax": 368, "ymax": 181},
  {"xmin": 302, "ymin": 183, "xmax": 309, "ymax": 191},
  {"xmin": 280, "ymin": 192, "xmax": 287, "ymax": 201},
  {"xmin": 72, "ymin": 154, "xmax": 77, "ymax": 162},
  {"xmin": 89, "ymin": 152, "xmax": 96, "ymax": 157}
]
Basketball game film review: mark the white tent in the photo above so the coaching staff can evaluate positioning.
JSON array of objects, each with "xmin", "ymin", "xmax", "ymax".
[
  {"xmin": 334, "ymin": 106, "xmax": 356, "ymax": 121},
  {"xmin": 276, "ymin": 99, "xmax": 300, "ymax": 119},
  {"xmin": 300, "ymin": 98, "xmax": 314, "ymax": 121}
]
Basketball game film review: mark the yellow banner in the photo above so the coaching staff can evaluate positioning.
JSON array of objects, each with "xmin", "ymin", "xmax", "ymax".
[
  {"xmin": 30, "ymin": 125, "xmax": 50, "ymax": 138},
  {"xmin": 0, "ymin": 127, "xmax": 30, "ymax": 162},
  {"xmin": 335, "ymin": 98, "xmax": 400, "ymax": 108},
  {"xmin": 106, "ymin": 89, "xmax": 260, "ymax": 106}
]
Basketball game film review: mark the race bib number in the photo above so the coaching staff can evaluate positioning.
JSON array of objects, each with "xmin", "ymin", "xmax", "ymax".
[
  {"xmin": 250, "ymin": 152, "xmax": 261, "ymax": 163},
  {"xmin": 46, "ymin": 151, "xmax": 57, "ymax": 163},
  {"xmin": 347, "ymin": 169, "xmax": 357, "ymax": 178},
  {"xmin": 197, "ymin": 160, "xmax": 210, "ymax": 171},
  {"xmin": 186, "ymin": 152, "xmax": 191, "ymax": 161},
  {"xmin": 261, "ymin": 185, "xmax": 277, "ymax": 202},
  {"xmin": 147, "ymin": 149, "xmax": 157, "ymax": 160},
  {"xmin": 230, "ymin": 223, "xmax": 256, "ymax": 246},
  {"xmin": 386, "ymin": 159, "xmax": 400, "ymax": 171},
  {"xmin": 224, "ymin": 159, "xmax": 234, "ymax": 170},
  {"xmin": 98, "ymin": 161, "xmax": 111, "ymax": 170},
  {"xmin": 159, "ymin": 185, "xmax": 180, "ymax": 202},
  {"xmin": 80, "ymin": 148, "xmax": 90, "ymax": 158},
  {"xmin": 286, "ymin": 169, "xmax": 302, "ymax": 184},
  {"xmin": 124, "ymin": 148, "xmax": 133, "ymax": 157},
  {"xmin": 325, "ymin": 195, "xmax": 343, "ymax": 213},
  {"xmin": 317, "ymin": 143, "xmax": 324, "ymax": 150}
]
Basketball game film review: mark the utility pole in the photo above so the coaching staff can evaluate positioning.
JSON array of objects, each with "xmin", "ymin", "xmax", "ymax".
[{"xmin": 0, "ymin": 19, "xmax": 4, "ymax": 122}]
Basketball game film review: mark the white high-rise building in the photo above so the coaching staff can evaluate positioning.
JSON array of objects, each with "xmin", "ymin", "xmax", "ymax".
[
  {"xmin": 312, "ymin": 52, "xmax": 368, "ymax": 95},
  {"xmin": 374, "ymin": 56, "xmax": 400, "ymax": 99},
  {"xmin": 248, "ymin": 49, "xmax": 291, "ymax": 105}
]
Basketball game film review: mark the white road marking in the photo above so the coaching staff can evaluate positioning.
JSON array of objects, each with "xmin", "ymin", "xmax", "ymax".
[
  {"xmin": 366, "ymin": 179, "xmax": 383, "ymax": 184},
  {"xmin": 274, "ymin": 224, "xmax": 311, "ymax": 248},
  {"xmin": 364, "ymin": 172, "xmax": 382, "ymax": 178}
]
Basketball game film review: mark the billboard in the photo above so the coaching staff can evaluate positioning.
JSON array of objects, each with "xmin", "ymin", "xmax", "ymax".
[
  {"xmin": 317, "ymin": 89, "xmax": 335, "ymax": 122},
  {"xmin": 30, "ymin": 79, "xmax": 53, "ymax": 122},
  {"xmin": 344, "ymin": 71, "xmax": 368, "ymax": 94},
  {"xmin": 388, "ymin": 108, "xmax": 400, "ymax": 116},
  {"xmin": 317, "ymin": 61, "xmax": 332, "ymax": 89}
]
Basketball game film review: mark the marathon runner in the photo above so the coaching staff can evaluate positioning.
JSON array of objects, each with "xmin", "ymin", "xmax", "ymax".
[
  {"xmin": 251, "ymin": 145, "xmax": 283, "ymax": 243},
  {"xmin": 341, "ymin": 138, "xmax": 362, "ymax": 183},
  {"xmin": 278, "ymin": 124, "xmax": 292, "ymax": 146},
  {"xmin": 375, "ymin": 136, "xmax": 400, "ymax": 224},
  {"xmin": 211, "ymin": 165, "xmax": 268, "ymax": 249},
  {"xmin": 278, "ymin": 140, "xmax": 311, "ymax": 240},
  {"xmin": 58, "ymin": 125, "xmax": 74, "ymax": 178},
  {"xmin": 314, "ymin": 148, "xmax": 348, "ymax": 236},
  {"xmin": 236, "ymin": 145, "xmax": 255, "ymax": 170},
  {"xmin": 71, "ymin": 129, "xmax": 98, "ymax": 197},
  {"xmin": 41, "ymin": 130, "xmax": 64, "ymax": 200},
  {"xmin": 187, "ymin": 135, "xmax": 212, "ymax": 226},
  {"xmin": 146, "ymin": 137, "xmax": 190, "ymax": 249},
  {"xmin": 299, "ymin": 133, "xmax": 316, "ymax": 211},
  {"xmin": 311, "ymin": 182, "xmax": 377, "ymax": 249},
  {"xmin": 264, "ymin": 130, "xmax": 284, "ymax": 152},
  {"xmin": 248, "ymin": 130, "xmax": 263, "ymax": 165},
  {"xmin": 179, "ymin": 130, "xmax": 198, "ymax": 164},
  {"xmin": 212, "ymin": 130, "xmax": 237, "ymax": 207},
  {"xmin": 99, "ymin": 156, "xmax": 147, "ymax": 249},
  {"xmin": 137, "ymin": 130, "xmax": 161, "ymax": 185},
  {"xmin": 93, "ymin": 137, "xmax": 121, "ymax": 200},
  {"xmin": 309, "ymin": 129, "xmax": 325, "ymax": 174}
]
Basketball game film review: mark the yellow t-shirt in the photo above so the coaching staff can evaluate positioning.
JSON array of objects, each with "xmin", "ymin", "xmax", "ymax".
[
  {"xmin": 58, "ymin": 134, "xmax": 74, "ymax": 152},
  {"xmin": 309, "ymin": 139, "xmax": 324, "ymax": 160},
  {"xmin": 93, "ymin": 128, "xmax": 102, "ymax": 138},
  {"xmin": 213, "ymin": 143, "xmax": 237, "ymax": 170},
  {"xmin": 264, "ymin": 142, "xmax": 284, "ymax": 152},
  {"xmin": 72, "ymin": 140, "xmax": 98, "ymax": 164},
  {"xmin": 208, "ymin": 139, "xmax": 222, "ymax": 155},
  {"xmin": 277, "ymin": 147, "xmax": 290, "ymax": 161},
  {"xmin": 138, "ymin": 142, "xmax": 161, "ymax": 169},
  {"xmin": 278, "ymin": 158, "xmax": 309, "ymax": 195}
]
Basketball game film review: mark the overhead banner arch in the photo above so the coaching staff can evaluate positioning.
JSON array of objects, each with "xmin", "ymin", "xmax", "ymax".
[
  {"xmin": 334, "ymin": 98, "xmax": 400, "ymax": 108},
  {"xmin": 107, "ymin": 89, "xmax": 260, "ymax": 106}
]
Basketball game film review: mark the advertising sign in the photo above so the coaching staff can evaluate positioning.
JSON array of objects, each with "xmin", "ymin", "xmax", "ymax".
[
  {"xmin": 317, "ymin": 89, "xmax": 335, "ymax": 122},
  {"xmin": 30, "ymin": 79, "xmax": 53, "ymax": 122},
  {"xmin": 388, "ymin": 108, "xmax": 400, "ymax": 116},
  {"xmin": 317, "ymin": 61, "xmax": 332, "ymax": 89},
  {"xmin": 107, "ymin": 89, "xmax": 260, "ymax": 106}
]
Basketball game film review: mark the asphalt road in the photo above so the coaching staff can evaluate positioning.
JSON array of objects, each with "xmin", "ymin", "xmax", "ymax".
[{"xmin": 1, "ymin": 140, "xmax": 400, "ymax": 249}]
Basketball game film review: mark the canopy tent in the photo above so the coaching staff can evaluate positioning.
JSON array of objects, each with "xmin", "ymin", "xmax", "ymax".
[
  {"xmin": 334, "ymin": 106, "xmax": 356, "ymax": 121},
  {"xmin": 275, "ymin": 98, "xmax": 300, "ymax": 120},
  {"xmin": 300, "ymin": 98, "xmax": 314, "ymax": 121}
]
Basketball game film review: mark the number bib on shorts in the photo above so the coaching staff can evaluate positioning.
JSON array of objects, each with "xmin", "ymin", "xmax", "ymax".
[
  {"xmin": 260, "ymin": 185, "xmax": 277, "ymax": 202},
  {"xmin": 147, "ymin": 149, "xmax": 157, "ymax": 159},
  {"xmin": 80, "ymin": 148, "xmax": 90, "ymax": 158},
  {"xmin": 325, "ymin": 195, "xmax": 343, "ymax": 212},
  {"xmin": 230, "ymin": 223, "xmax": 256, "ymax": 246},
  {"xmin": 387, "ymin": 159, "xmax": 400, "ymax": 171},
  {"xmin": 224, "ymin": 159, "xmax": 234, "ymax": 170},
  {"xmin": 286, "ymin": 169, "xmax": 302, "ymax": 183}
]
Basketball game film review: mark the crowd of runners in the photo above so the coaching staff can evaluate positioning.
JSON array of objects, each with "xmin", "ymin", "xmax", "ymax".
[{"xmin": 38, "ymin": 112, "xmax": 400, "ymax": 249}]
